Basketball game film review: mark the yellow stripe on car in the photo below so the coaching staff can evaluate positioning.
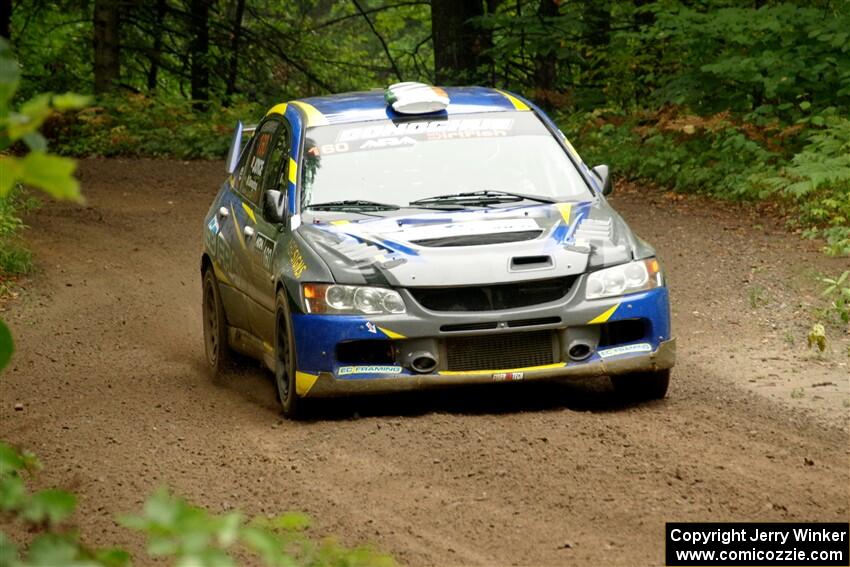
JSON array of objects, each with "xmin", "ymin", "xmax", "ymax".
[
  {"xmin": 439, "ymin": 362, "xmax": 566, "ymax": 376},
  {"xmin": 378, "ymin": 327, "xmax": 406, "ymax": 340},
  {"xmin": 288, "ymin": 158, "xmax": 298, "ymax": 184},
  {"xmin": 241, "ymin": 201, "xmax": 256, "ymax": 223},
  {"xmin": 265, "ymin": 103, "xmax": 288, "ymax": 116},
  {"xmin": 495, "ymin": 89, "xmax": 530, "ymax": 111},
  {"xmin": 564, "ymin": 137, "xmax": 581, "ymax": 161},
  {"xmin": 230, "ymin": 204, "xmax": 246, "ymax": 249},
  {"xmin": 295, "ymin": 371, "xmax": 319, "ymax": 396},
  {"xmin": 556, "ymin": 202, "xmax": 572, "ymax": 224},
  {"xmin": 587, "ymin": 303, "xmax": 619, "ymax": 324},
  {"xmin": 291, "ymin": 101, "xmax": 329, "ymax": 126}
]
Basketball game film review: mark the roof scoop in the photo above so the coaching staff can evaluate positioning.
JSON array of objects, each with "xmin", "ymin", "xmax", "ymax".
[{"xmin": 385, "ymin": 82, "xmax": 450, "ymax": 114}]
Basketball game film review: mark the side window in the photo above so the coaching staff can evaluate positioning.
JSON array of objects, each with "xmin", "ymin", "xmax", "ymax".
[
  {"xmin": 237, "ymin": 119, "xmax": 279, "ymax": 204},
  {"xmin": 262, "ymin": 121, "xmax": 291, "ymax": 195}
]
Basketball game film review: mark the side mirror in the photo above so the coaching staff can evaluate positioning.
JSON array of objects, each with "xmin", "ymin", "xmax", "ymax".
[
  {"xmin": 591, "ymin": 164, "xmax": 613, "ymax": 196},
  {"xmin": 262, "ymin": 190, "xmax": 287, "ymax": 224},
  {"xmin": 226, "ymin": 121, "xmax": 244, "ymax": 174}
]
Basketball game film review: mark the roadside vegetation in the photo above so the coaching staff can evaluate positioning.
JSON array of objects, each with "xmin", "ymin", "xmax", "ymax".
[{"xmin": 0, "ymin": 442, "xmax": 395, "ymax": 567}]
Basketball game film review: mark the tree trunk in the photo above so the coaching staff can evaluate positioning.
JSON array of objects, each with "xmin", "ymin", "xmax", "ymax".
[
  {"xmin": 224, "ymin": 0, "xmax": 245, "ymax": 101},
  {"xmin": 431, "ymin": 0, "xmax": 487, "ymax": 84},
  {"xmin": 146, "ymin": 0, "xmax": 167, "ymax": 92},
  {"xmin": 0, "ymin": 0, "xmax": 11, "ymax": 40},
  {"xmin": 533, "ymin": 0, "xmax": 559, "ymax": 97},
  {"xmin": 93, "ymin": 0, "xmax": 120, "ymax": 94},
  {"xmin": 190, "ymin": 0, "xmax": 210, "ymax": 110}
]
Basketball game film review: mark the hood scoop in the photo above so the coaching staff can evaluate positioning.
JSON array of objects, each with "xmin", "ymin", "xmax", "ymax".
[{"xmin": 411, "ymin": 229, "xmax": 542, "ymax": 247}]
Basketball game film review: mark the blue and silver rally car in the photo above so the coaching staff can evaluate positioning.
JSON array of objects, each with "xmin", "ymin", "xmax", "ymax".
[{"xmin": 201, "ymin": 82, "xmax": 676, "ymax": 417}]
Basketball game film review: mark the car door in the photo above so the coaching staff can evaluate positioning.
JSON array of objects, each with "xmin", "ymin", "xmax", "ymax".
[
  {"xmin": 212, "ymin": 135, "xmax": 257, "ymax": 332},
  {"xmin": 246, "ymin": 119, "xmax": 292, "ymax": 345},
  {"xmin": 228, "ymin": 119, "xmax": 280, "ymax": 336}
]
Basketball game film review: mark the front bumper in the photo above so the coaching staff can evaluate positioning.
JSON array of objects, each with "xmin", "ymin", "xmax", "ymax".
[
  {"xmin": 290, "ymin": 286, "xmax": 675, "ymax": 398},
  {"xmin": 299, "ymin": 338, "xmax": 676, "ymax": 397}
]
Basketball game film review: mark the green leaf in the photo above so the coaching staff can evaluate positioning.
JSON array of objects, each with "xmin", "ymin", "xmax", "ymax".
[
  {"xmin": 8, "ymin": 94, "xmax": 52, "ymax": 141},
  {"xmin": 26, "ymin": 534, "xmax": 81, "ymax": 566},
  {"xmin": 93, "ymin": 548, "xmax": 132, "ymax": 567},
  {"xmin": 0, "ymin": 474, "xmax": 26, "ymax": 511},
  {"xmin": 0, "ymin": 320, "xmax": 12, "ymax": 375},
  {"xmin": 800, "ymin": 101, "xmax": 812, "ymax": 110},
  {"xmin": 19, "ymin": 152, "xmax": 82, "ymax": 201},
  {"xmin": 52, "ymin": 93, "xmax": 92, "ymax": 111},
  {"xmin": 23, "ymin": 489, "xmax": 77, "ymax": 525},
  {"xmin": 0, "ymin": 531, "xmax": 20, "ymax": 567},
  {"xmin": 0, "ymin": 157, "xmax": 22, "ymax": 198}
]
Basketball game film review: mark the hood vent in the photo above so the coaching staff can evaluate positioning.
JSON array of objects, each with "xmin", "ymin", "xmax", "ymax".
[
  {"xmin": 410, "ymin": 229, "xmax": 542, "ymax": 247},
  {"xmin": 573, "ymin": 218, "xmax": 613, "ymax": 243}
]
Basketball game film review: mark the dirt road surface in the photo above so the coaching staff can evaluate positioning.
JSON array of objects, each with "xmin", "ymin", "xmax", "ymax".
[{"xmin": 2, "ymin": 159, "xmax": 848, "ymax": 566}]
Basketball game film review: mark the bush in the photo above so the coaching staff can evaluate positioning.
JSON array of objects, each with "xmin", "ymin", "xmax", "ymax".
[
  {"xmin": 561, "ymin": 108, "xmax": 850, "ymax": 256},
  {"xmin": 0, "ymin": 442, "xmax": 396, "ymax": 567},
  {"xmin": 50, "ymin": 95, "xmax": 263, "ymax": 160}
]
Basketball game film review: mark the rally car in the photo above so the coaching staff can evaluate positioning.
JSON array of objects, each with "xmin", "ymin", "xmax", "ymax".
[{"xmin": 201, "ymin": 82, "xmax": 675, "ymax": 417}]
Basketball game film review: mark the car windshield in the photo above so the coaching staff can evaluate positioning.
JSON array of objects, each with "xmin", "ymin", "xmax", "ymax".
[{"xmin": 300, "ymin": 111, "xmax": 593, "ymax": 209}]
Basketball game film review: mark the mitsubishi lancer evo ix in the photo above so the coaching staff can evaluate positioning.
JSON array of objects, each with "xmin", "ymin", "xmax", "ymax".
[{"xmin": 201, "ymin": 82, "xmax": 676, "ymax": 417}]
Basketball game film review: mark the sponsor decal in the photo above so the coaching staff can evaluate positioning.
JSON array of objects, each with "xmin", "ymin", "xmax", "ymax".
[
  {"xmin": 338, "ymin": 365, "xmax": 403, "ymax": 376},
  {"xmin": 366, "ymin": 322, "xmax": 377, "ymax": 334},
  {"xmin": 253, "ymin": 233, "xmax": 275, "ymax": 271},
  {"xmin": 336, "ymin": 118, "xmax": 514, "ymax": 143},
  {"xmin": 493, "ymin": 371, "xmax": 524, "ymax": 382},
  {"xmin": 287, "ymin": 240, "xmax": 307, "ymax": 279},
  {"xmin": 597, "ymin": 342, "xmax": 652, "ymax": 359},
  {"xmin": 208, "ymin": 216, "xmax": 219, "ymax": 234}
]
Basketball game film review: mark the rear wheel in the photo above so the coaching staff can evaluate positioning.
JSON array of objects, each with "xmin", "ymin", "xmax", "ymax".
[
  {"xmin": 274, "ymin": 289, "xmax": 305, "ymax": 419},
  {"xmin": 202, "ymin": 268, "xmax": 233, "ymax": 378},
  {"xmin": 611, "ymin": 369, "xmax": 670, "ymax": 400}
]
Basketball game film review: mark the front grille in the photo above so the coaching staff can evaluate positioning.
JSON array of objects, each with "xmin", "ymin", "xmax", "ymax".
[
  {"xmin": 445, "ymin": 330, "xmax": 557, "ymax": 371},
  {"xmin": 409, "ymin": 276, "xmax": 576, "ymax": 312}
]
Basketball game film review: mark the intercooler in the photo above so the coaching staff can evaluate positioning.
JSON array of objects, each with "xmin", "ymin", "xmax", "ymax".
[{"xmin": 443, "ymin": 330, "xmax": 559, "ymax": 371}]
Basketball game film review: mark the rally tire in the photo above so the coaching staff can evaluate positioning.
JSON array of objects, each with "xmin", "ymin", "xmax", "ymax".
[
  {"xmin": 610, "ymin": 369, "xmax": 670, "ymax": 401},
  {"xmin": 202, "ymin": 268, "xmax": 233, "ymax": 378},
  {"xmin": 274, "ymin": 289, "xmax": 306, "ymax": 419}
]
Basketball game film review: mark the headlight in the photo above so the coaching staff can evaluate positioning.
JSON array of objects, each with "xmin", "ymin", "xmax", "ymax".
[
  {"xmin": 302, "ymin": 283, "xmax": 406, "ymax": 315},
  {"xmin": 585, "ymin": 258, "xmax": 663, "ymax": 300}
]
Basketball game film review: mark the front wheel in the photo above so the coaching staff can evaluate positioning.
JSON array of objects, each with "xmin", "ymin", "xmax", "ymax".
[
  {"xmin": 274, "ymin": 289, "xmax": 306, "ymax": 419},
  {"xmin": 202, "ymin": 268, "xmax": 233, "ymax": 378},
  {"xmin": 611, "ymin": 369, "xmax": 670, "ymax": 401}
]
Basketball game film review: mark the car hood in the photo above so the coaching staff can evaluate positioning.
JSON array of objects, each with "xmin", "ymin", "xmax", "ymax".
[{"xmin": 296, "ymin": 200, "xmax": 641, "ymax": 287}]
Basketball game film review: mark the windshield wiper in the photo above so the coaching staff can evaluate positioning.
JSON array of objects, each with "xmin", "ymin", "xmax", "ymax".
[
  {"xmin": 409, "ymin": 190, "xmax": 558, "ymax": 206},
  {"xmin": 305, "ymin": 200, "xmax": 400, "ymax": 211}
]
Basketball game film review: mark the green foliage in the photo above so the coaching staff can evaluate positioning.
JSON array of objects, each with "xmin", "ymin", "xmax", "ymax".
[
  {"xmin": 52, "ymin": 95, "xmax": 262, "ymax": 159},
  {"xmin": 122, "ymin": 488, "xmax": 394, "ymax": 567},
  {"xmin": 648, "ymin": 4, "xmax": 850, "ymax": 117},
  {"xmin": 0, "ymin": 443, "xmax": 395, "ymax": 567},
  {"xmin": 563, "ymin": 106, "xmax": 850, "ymax": 256},
  {"xmin": 819, "ymin": 271, "xmax": 850, "ymax": 326},
  {"xmin": 0, "ymin": 320, "xmax": 11, "ymax": 373}
]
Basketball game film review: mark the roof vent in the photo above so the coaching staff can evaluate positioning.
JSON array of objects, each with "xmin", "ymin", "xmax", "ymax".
[{"xmin": 385, "ymin": 82, "xmax": 450, "ymax": 114}]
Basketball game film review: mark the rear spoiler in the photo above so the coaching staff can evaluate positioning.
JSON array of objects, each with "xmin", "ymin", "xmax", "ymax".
[{"xmin": 225, "ymin": 121, "xmax": 257, "ymax": 174}]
